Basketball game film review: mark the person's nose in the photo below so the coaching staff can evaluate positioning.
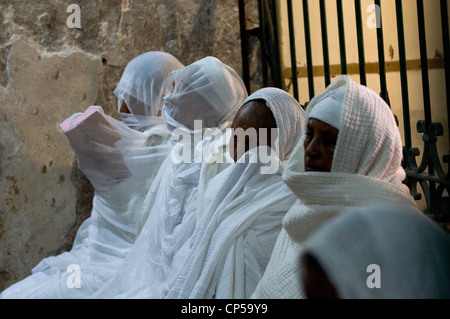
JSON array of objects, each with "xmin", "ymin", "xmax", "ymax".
[{"xmin": 305, "ymin": 137, "xmax": 320, "ymax": 160}]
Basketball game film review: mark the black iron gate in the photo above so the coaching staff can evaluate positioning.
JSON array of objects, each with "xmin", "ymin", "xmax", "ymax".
[{"xmin": 239, "ymin": 0, "xmax": 450, "ymax": 226}]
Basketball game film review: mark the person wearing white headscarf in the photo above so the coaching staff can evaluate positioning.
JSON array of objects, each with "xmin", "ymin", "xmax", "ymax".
[
  {"xmin": 251, "ymin": 75, "xmax": 421, "ymax": 299},
  {"xmin": 299, "ymin": 205, "xmax": 450, "ymax": 299},
  {"xmin": 161, "ymin": 87, "xmax": 305, "ymax": 299},
  {"xmin": 115, "ymin": 51, "xmax": 184, "ymax": 132},
  {"xmin": 90, "ymin": 56, "xmax": 248, "ymax": 298},
  {"xmin": 0, "ymin": 51, "xmax": 184, "ymax": 299}
]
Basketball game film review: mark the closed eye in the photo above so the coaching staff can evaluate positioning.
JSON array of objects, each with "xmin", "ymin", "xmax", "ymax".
[{"xmin": 304, "ymin": 130, "xmax": 313, "ymax": 140}]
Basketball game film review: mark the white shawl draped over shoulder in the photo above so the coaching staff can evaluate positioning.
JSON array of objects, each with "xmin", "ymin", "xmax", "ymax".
[
  {"xmin": 299, "ymin": 206, "xmax": 450, "ymax": 298},
  {"xmin": 162, "ymin": 147, "xmax": 296, "ymax": 299},
  {"xmin": 0, "ymin": 52, "xmax": 183, "ymax": 299},
  {"xmin": 252, "ymin": 75, "xmax": 420, "ymax": 299},
  {"xmin": 90, "ymin": 56, "xmax": 248, "ymax": 298},
  {"xmin": 162, "ymin": 87, "xmax": 306, "ymax": 298},
  {"xmin": 1, "ymin": 106, "xmax": 172, "ymax": 299}
]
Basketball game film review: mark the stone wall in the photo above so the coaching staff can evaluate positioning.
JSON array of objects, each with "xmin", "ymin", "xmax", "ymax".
[{"xmin": 0, "ymin": 0, "xmax": 261, "ymax": 291}]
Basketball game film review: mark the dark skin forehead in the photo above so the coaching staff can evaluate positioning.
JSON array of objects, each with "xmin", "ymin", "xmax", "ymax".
[{"xmin": 231, "ymin": 99, "xmax": 276, "ymax": 130}]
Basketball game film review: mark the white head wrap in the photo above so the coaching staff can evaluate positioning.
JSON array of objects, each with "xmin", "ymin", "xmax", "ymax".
[
  {"xmin": 284, "ymin": 74, "xmax": 405, "ymax": 183},
  {"xmin": 306, "ymin": 84, "xmax": 345, "ymax": 130},
  {"xmin": 299, "ymin": 206, "xmax": 450, "ymax": 298},
  {"xmin": 162, "ymin": 56, "xmax": 248, "ymax": 134},
  {"xmin": 114, "ymin": 51, "xmax": 184, "ymax": 131}
]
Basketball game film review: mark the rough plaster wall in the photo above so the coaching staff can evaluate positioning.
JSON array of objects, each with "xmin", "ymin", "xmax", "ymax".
[{"xmin": 0, "ymin": 0, "xmax": 261, "ymax": 291}]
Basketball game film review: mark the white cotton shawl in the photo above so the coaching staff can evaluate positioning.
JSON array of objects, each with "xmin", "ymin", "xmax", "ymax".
[
  {"xmin": 89, "ymin": 56, "xmax": 248, "ymax": 298},
  {"xmin": 251, "ymin": 75, "xmax": 420, "ymax": 299},
  {"xmin": 1, "ymin": 53, "xmax": 183, "ymax": 299},
  {"xmin": 1, "ymin": 105, "xmax": 172, "ymax": 299},
  {"xmin": 299, "ymin": 206, "xmax": 450, "ymax": 298},
  {"xmin": 115, "ymin": 51, "xmax": 184, "ymax": 132},
  {"xmin": 162, "ymin": 88, "xmax": 305, "ymax": 299},
  {"xmin": 135, "ymin": 56, "xmax": 249, "ymax": 234}
]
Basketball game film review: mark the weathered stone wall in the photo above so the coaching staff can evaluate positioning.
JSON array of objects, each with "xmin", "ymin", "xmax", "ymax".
[{"xmin": 0, "ymin": 0, "xmax": 261, "ymax": 291}]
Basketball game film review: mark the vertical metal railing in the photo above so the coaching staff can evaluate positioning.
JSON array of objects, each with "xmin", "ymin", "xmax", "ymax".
[
  {"xmin": 319, "ymin": 0, "xmax": 330, "ymax": 87},
  {"xmin": 416, "ymin": 0, "xmax": 436, "ymax": 214},
  {"xmin": 239, "ymin": 0, "xmax": 285, "ymax": 91},
  {"xmin": 268, "ymin": 0, "xmax": 284, "ymax": 89},
  {"xmin": 395, "ymin": 0, "xmax": 412, "ymax": 156},
  {"xmin": 287, "ymin": 0, "xmax": 299, "ymax": 100},
  {"xmin": 336, "ymin": 0, "xmax": 347, "ymax": 75},
  {"xmin": 257, "ymin": 0, "xmax": 269, "ymax": 87},
  {"xmin": 442, "ymin": 0, "xmax": 450, "ymax": 152},
  {"xmin": 258, "ymin": 0, "xmax": 284, "ymax": 89},
  {"xmin": 393, "ymin": 0, "xmax": 449, "ymax": 223},
  {"xmin": 302, "ymin": 0, "xmax": 315, "ymax": 100},
  {"xmin": 374, "ymin": 0, "xmax": 390, "ymax": 105},
  {"xmin": 417, "ymin": 0, "xmax": 432, "ymax": 126},
  {"xmin": 238, "ymin": 0, "xmax": 251, "ymax": 93},
  {"xmin": 354, "ymin": 0, "xmax": 367, "ymax": 86}
]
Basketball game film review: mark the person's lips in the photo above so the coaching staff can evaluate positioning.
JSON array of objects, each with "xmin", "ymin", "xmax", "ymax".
[{"xmin": 304, "ymin": 161, "xmax": 322, "ymax": 172}]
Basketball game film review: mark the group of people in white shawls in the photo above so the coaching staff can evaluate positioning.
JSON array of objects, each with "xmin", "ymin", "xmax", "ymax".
[{"xmin": 1, "ymin": 51, "xmax": 449, "ymax": 299}]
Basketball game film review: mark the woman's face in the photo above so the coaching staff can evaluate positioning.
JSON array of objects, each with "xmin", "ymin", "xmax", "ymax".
[
  {"xmin": 303, "ymin": 118, "xmax": 339, "ymax": 172},
  {"xmin": 120, "ymin": 100, "xmax": 131, "ymax": 114}
]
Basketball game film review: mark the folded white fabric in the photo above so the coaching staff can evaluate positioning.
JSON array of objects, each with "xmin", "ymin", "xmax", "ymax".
[
  {"xmin": 299, "ymin": 205, "xmax": 450, "ymax": 298},
  {"xmin": 90, "ymin": 56, "xmax": 248, "ymax": 298},
  {"xmin": 0, "ymin": 51, "xmax": 183, "ymax": 299},
  {"xmin": 162, "ymin": 87, "xmax": 305, "ymax": 298},
  {"xmin": 252, "ymin": 75, "xmax": 420, "ymax": 299},
  {"xmin": 162, "ymin": 56, "xmax": 248, "ymax": 133},
  {"xmin": 1, "ymin": 106, "xmax": 173, "ymax": 299}
]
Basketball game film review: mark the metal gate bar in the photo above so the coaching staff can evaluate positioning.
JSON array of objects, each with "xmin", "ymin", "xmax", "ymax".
[
  {"xmin": 319, "ymin": 0, "xmax": 331, "ymax": 88},
  {"xmin": 287, "ymin": 0, "xmax": 299, "ymax": 100},
  {"xmin": 302, "ymin": 0, "xmax": 315, "ymax": 100},
  {"xmin": 336, "ymin": 0, "xmax": 348, "ymax": 75},
  {"xmin": 375, "ymin": 0, "xmax": 389, "ymax": 105},
  {"xmin": 354, "ymin": 0, "xmax": 367, "ymax": 86},
  {"xmin": 395, "ymin": 0, "xmax": 413, "ymax": 154}
]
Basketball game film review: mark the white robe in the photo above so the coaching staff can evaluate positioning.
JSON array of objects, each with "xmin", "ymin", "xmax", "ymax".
[
  {"xmin": 252, "ymin": 75, "xmax": 421, "ymax": 298},
  {"xmin": 162, "ymin": 147, "xmax": 298, "ymax": 298},
  {"xmin": 251, "ymin": 172, "xmax": 419, "ymax": 299},
  {"xmin": 1, "ymin": 51, "xmax": 183, "ymax": 299},
  {"xmin": 299, "ymin": 205, "xmax": 450, "ymax": 298},
  {"xmin": 0, "ymin": 106, "xmax": 171, "ymax": 298},
  {"xmin": 90, "ymin": 56, "xmax": 248, "ymax": 298}
]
